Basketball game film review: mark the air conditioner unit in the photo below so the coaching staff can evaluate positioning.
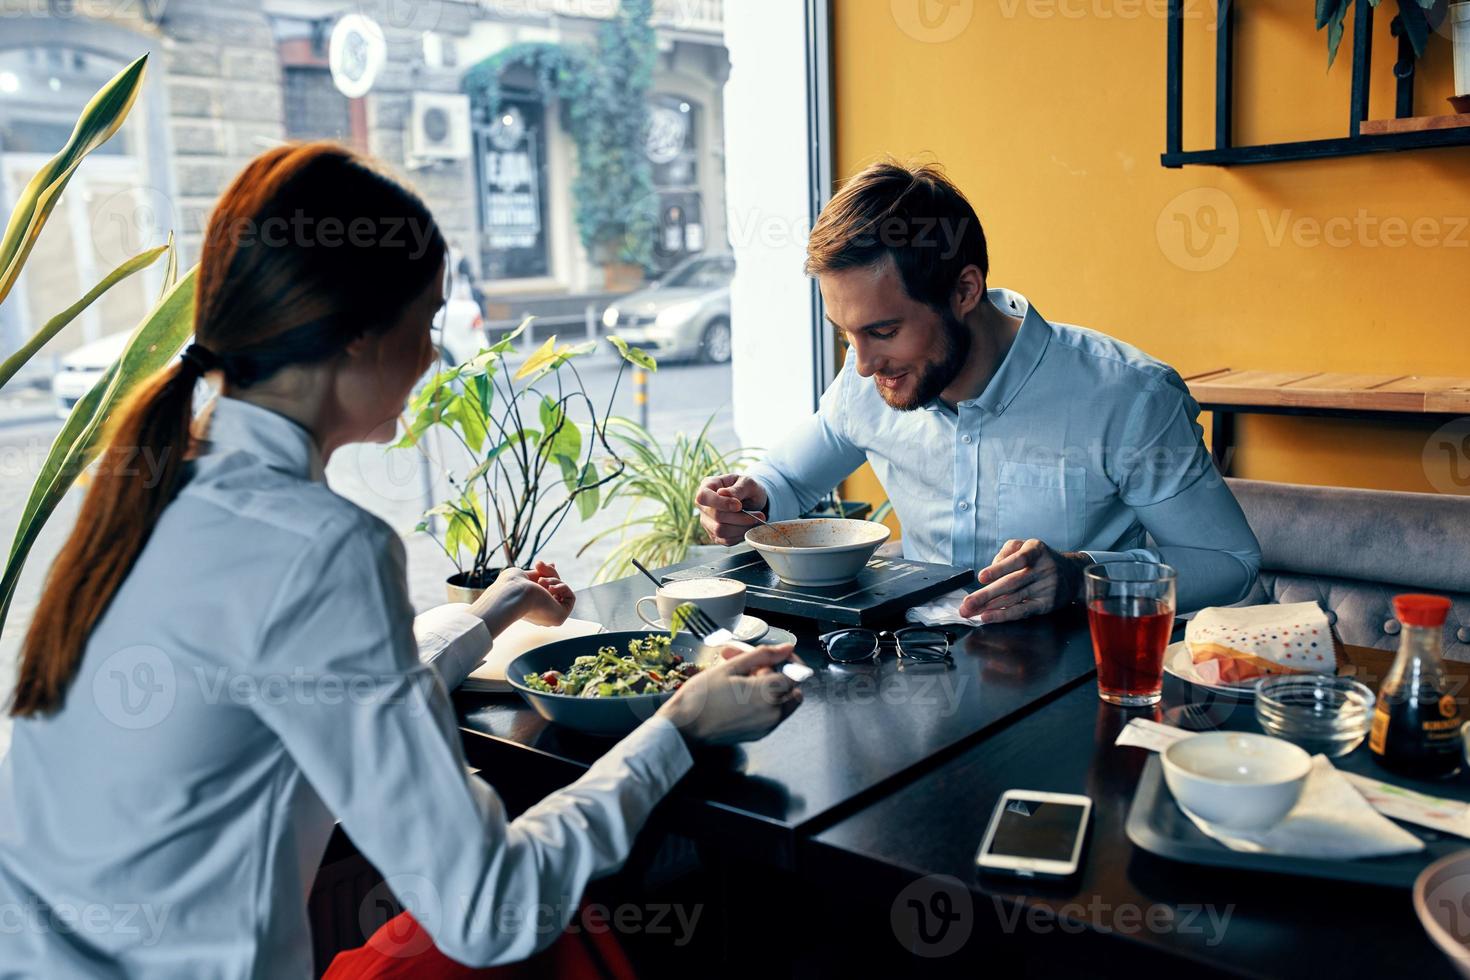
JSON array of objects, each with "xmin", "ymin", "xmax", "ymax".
[{"xmin": 407, "ymin": 92, "xmax": 471, "ymax": 162}]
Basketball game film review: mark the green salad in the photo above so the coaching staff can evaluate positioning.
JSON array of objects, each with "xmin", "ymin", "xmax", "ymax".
[{"xmin": 523, "ymin": 634, "xmax": 703, "ymax": 698}]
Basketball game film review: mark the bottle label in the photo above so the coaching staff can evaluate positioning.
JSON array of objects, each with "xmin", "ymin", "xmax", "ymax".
[{"xmin": 1369, "ymin": 704, "xmax": 1389, "ymax": 755}]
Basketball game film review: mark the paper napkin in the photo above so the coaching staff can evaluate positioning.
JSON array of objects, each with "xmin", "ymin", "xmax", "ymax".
[
  {"xmin": 460, "ymin": 617, "xmax": 605, "ymax": 693},
  {"xmin": 1116, "ymin": 718, "xmax": 1468, "ymax": 850},
  {"xmin": 906, "ymin": 588, "xmax": 983, "ymax": 627}
]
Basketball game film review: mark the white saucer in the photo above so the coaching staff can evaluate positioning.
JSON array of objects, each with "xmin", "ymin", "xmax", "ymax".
[{"xmin": 648, "ymin": 614, "xmax": 770, "ymax": 644}]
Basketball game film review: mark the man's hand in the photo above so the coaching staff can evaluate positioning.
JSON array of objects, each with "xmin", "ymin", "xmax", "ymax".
[
  {"xmin": 695, "ymin": 474, "xmax": 770, "ymax": 546},
  {"xmin": 958, "ymin": 539, "xmax": 1090, "ymax": 623},
  {"xmin": 472, "ymin": 561, "xmax": 576, "ymax": 635}
]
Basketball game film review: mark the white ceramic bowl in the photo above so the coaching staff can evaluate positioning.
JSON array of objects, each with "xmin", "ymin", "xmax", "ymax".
[
  {"xmin": 745, "ymin": 518, "xmax": 891, "ymax": 587},
  {"xmin": 1161, "ymin": 732, "xmax": 1312, "ymax": 832},
  {"xmin": 1415, "ymin": 850, "xmax": 1470, "ymax": 979}
]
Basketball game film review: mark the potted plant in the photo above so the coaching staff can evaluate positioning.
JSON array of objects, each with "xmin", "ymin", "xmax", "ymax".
[
  {"xmin": 579, "ymin": 416, "xmax": 756, "ymax": 583},
  {"xmin": 1315, "ymin": 0, "xmax": 1448, "ymax": 69},
  {"xmin": 395, "ymin": 321, "xmax": 654, "ymax": 601},
  {"xmin": 0, "ymin": 53, "xmax": 196, "ymax": 636}
]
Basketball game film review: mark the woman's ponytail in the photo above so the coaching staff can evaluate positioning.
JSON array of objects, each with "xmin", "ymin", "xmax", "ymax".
[
  {"xmin": 8, "ymin": 140, "xmax": 444, "ymax": 718},
  {"xmin": 9, "ymin": 357, "xmax": 201, "ymax": 716}
]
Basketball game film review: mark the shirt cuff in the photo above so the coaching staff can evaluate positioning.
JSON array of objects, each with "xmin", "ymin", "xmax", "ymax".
[
  {"xmin": 602, "ymin": 714, "xmax": 695, "ymax": 796},
  {"xmin": 415, "ymin": 603, "xmax": 492, "ymax": 690}
]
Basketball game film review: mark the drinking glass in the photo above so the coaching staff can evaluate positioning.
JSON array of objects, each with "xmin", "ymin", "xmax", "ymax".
[{"xmin": 1085, "ymin": 562, "xmax": 1176, "ymax": 706}]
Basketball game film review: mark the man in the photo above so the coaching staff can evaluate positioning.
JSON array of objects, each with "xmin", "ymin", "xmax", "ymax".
[{"xmin": 696, "ymin": 160, "xmax": 1260, "ymax": 621}]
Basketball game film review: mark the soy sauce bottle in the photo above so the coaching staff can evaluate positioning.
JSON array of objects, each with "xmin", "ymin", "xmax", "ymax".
[{"xmin": 1369, "ymin": 594, "xmax": 1461, "ymax": 779}]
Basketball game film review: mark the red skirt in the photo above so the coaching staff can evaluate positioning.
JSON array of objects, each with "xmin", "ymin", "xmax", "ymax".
[{"xmin": 323, "ymin": 910, "xmax": 638, "ymax": 980}]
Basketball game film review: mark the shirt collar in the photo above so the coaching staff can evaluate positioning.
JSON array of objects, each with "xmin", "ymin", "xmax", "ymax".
[
  {"xmin": 203, "ymin": 395, "xmax": 326, "ymax": 483},
  {"xmin": 925, "ymin": 287, "xmax": 1051, "ymax": 416}
]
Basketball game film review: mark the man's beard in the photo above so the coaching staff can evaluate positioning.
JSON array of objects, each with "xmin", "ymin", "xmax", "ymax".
[{"xmin": 877, "ymin": 310, "xmax": 972, "ymax": 411}]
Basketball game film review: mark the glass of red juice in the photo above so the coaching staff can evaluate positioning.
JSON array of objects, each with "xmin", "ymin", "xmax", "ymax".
[{"xmin": 1085, "ymin": 562, "xmax": 1176, "ymax": 706}]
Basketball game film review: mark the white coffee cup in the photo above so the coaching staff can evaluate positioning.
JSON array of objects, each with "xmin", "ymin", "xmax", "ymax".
[{"xmin": 637, "ymin": 578, "xmax": 747, "ymax": 632}]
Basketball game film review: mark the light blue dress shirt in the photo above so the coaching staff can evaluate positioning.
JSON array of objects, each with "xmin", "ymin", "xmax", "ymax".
[
  {"xmin": 747, "ymin": 289, "xmax": 1261, "ymax": 612},
  {"xmin": 0, "ymin": 396, "xmax": 693, "ymax": 978}
]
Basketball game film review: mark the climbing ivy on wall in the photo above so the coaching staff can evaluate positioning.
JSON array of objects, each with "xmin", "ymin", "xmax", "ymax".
[{"xmin": 463, "ymin": 0, "xmax": 658, "ymax": 269}]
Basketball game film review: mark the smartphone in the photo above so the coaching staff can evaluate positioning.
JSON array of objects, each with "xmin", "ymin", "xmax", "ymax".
[{"xmin": 975, "ymin": 789, "xmax": 1092, "ymax": 878}]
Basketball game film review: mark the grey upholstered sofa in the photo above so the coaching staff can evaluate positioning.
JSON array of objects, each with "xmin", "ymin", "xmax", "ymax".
[{"xmin": 1227, "ymin": 479, "xmax": 1470, "ymax": 661}]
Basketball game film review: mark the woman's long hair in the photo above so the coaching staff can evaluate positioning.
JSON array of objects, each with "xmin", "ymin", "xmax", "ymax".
[{"xmin": 10, "ymin": 142, "xmax": 447, "ymax": 716}]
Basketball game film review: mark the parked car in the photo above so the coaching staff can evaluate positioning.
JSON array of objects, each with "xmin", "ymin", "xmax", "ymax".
[
  {"xmin": 52, "ymin": 285, "xmax": 486, "ymax": 420},
  {"xmin": 52, "ymin": 330, "xmax": 131, "ymax": 418},
  {"xmin": 600, "ymin": 253, "xmax": 734, "ymax": 364}
]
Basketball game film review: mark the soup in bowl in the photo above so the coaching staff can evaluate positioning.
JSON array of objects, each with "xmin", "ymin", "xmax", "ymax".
[{"xmin": 745, "ymin": 518, "xmax": 891, "ymax": 587}]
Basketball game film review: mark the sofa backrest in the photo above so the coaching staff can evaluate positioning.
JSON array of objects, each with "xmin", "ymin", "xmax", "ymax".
[{"xmin": 1226, "ymin": 479, "xmax": 1470, "ymax": 660}]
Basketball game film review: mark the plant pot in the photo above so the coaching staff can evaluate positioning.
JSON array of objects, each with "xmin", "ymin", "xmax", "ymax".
[
  {"xmin": 446, "ymin": 569, "xmax": 501, "ymax": 605},
  {"xmin": 1455, "ymin": 2, "xmax": 1470, "ymax": 99},
  {"xmin": 602, "ymin": 261, "xmax": 645, "ymax": 292}
]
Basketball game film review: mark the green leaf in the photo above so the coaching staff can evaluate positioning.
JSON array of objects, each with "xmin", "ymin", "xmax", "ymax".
[
  {"xmin": 0, "ymin": 265, "xmax": 197, "ymax": 636},
  {"xmin": 538, "ymin": 395, "xmax": 582, "ymax": 463},
  {"xmin": 488, "ymin": 315, "xmax": 532, "ymax": 355},
  {"xmin": 669, "ymin": 601, "xmax": 699, "ymax": 641},
  {"xmin": 575, "ymin": 460, "xmax": 600, "ymax": 520},
  {"xmin": 447, "ymin": 392, "xmax": 488, "ymax": 454},
  {"xmin": 0, "ymin": 242, "xmax": 167, "ymax": 390},
  {"xmin": 515, "ymin": 335, "xmax": 560, "ymax": 381},
  {"xmin": 1324, "ymin": 0, "xmax": 1351, "ymax": 67},
  {"xmin": 0, "ymin": 54, "xmax": 148, "ymax": 309},
  {"xmin": 607, "ymin": 334, "xmax": 658, "ymax": 373}
]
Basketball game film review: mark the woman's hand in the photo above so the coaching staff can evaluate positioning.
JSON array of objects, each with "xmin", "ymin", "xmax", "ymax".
[
  {"xmin": 656, "ymin": 642, "xmax": 803, "ymax": 746},
  {"xmin": 471, "ymin": 562, "xmax": 576, "ymax": 636}
]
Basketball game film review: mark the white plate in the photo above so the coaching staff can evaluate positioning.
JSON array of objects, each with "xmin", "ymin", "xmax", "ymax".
[
  {"xmin": 1163, "ymin": 641, "xmax": 1262, "ymax": 700},
  {"xmin": 645, "ymin": 613, "xmax": 770, "ymax": 645}
]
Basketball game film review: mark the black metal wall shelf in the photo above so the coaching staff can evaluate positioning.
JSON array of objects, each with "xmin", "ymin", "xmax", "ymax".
[{"xmin": 1164, "ymin": 0, "xmax": 1470, "ymax": 167}]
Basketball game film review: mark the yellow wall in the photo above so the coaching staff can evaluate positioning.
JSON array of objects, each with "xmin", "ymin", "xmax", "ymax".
[{"xmin": 833, "ymin": 0, "xmax": 1470, "ymax": 523}]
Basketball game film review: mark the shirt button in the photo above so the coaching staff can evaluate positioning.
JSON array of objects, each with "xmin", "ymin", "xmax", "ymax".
[
  {"xmin": 959, "ymin": 501, "xmax": 970, "ymax": 511},
  {"xmin": 961, "ymin": 434, "xmax": 973, "ymax": 444}
]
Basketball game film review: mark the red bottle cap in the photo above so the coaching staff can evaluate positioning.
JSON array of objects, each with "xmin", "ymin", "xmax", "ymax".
[{"xmin": 1393, "ymin": 594, "xmax": 1452, "ymax": 628}]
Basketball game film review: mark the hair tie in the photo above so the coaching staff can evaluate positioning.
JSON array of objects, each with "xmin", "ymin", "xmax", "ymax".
[{"xmin": 180, "ymin": 343, "xmax": 220, "ymax": 373}]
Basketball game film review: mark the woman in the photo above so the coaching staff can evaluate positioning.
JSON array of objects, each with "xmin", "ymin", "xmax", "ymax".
[{"xmin": 0, "ymin": 143, "xmax": 800, "ymax": 977}]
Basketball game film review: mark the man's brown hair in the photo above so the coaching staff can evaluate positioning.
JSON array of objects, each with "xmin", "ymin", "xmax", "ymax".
[{"xmin": 805, "ymin": 159, "xmax": 988, "ymax": 311}]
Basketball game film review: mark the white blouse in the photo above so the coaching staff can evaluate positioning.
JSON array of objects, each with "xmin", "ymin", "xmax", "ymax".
[{"xmin": 0, "ymin": 396, "xmax": 693, "ymax": 978}]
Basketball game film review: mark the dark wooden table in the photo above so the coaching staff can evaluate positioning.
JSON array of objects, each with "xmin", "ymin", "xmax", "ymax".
[
  {"xmin": 804, "ymin": 644, "xmax": 1470, "ymax": 979},
  {"xmin": 452, "ymin": 570, "xmax": 1469, "ymax": 977},
  {"xmin": 454, "ymin": 569, "xmax": 1098, "ymax": 868}
]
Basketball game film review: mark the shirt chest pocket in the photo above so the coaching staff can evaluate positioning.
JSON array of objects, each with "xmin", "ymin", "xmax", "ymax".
[{"xmin": 994, "ymin": 460, "xmax": 1087, "ymax": 552}]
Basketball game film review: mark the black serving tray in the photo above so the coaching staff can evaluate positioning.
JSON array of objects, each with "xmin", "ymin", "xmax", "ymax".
[
  {"xmin": 1125, "ymin": 755, "xmax": 1468, "ymax": 888},
  {"xmin": 660, "ymin": 548, "xmax": 973, "ymax": 627}
]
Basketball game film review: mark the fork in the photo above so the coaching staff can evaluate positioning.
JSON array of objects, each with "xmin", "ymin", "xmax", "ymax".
[{"xmin": 628, "ymin": 559, "xmax": 813, "ymax": 683}]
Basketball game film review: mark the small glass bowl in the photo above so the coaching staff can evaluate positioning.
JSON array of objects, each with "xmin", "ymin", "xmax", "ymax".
[{"xmin": 1255, "ymin": 675, "xmax": 1376, "ymax": 757}]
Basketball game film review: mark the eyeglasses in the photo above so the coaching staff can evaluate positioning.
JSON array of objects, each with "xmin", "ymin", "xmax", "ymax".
[{"xmin": 818, "ymin": 627, "xmax": 953, "ymax": 665}]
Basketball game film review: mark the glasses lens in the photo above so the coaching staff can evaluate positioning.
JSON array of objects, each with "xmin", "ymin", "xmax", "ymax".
[
  {"xmin": 897, "ymin": 629, "xmax": 950, "ymax": 661},
  {"xmin": 825, "ymin": 630, "xmax": 878, "ymax": 662}
]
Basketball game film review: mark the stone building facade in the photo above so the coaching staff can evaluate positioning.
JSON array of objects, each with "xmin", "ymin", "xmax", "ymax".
[{"xmin": 0, "ymin": 0, "xmax": 728, "ymax": 369}]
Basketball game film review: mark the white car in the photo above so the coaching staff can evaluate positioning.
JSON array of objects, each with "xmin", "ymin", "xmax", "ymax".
[
  {"xmin": 52, "ymin": 330, "xmax": 131, "ymax": 418},
  {"xmin": 51, "ymin": 290, "xmax": 486, "ymax": 420}
]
